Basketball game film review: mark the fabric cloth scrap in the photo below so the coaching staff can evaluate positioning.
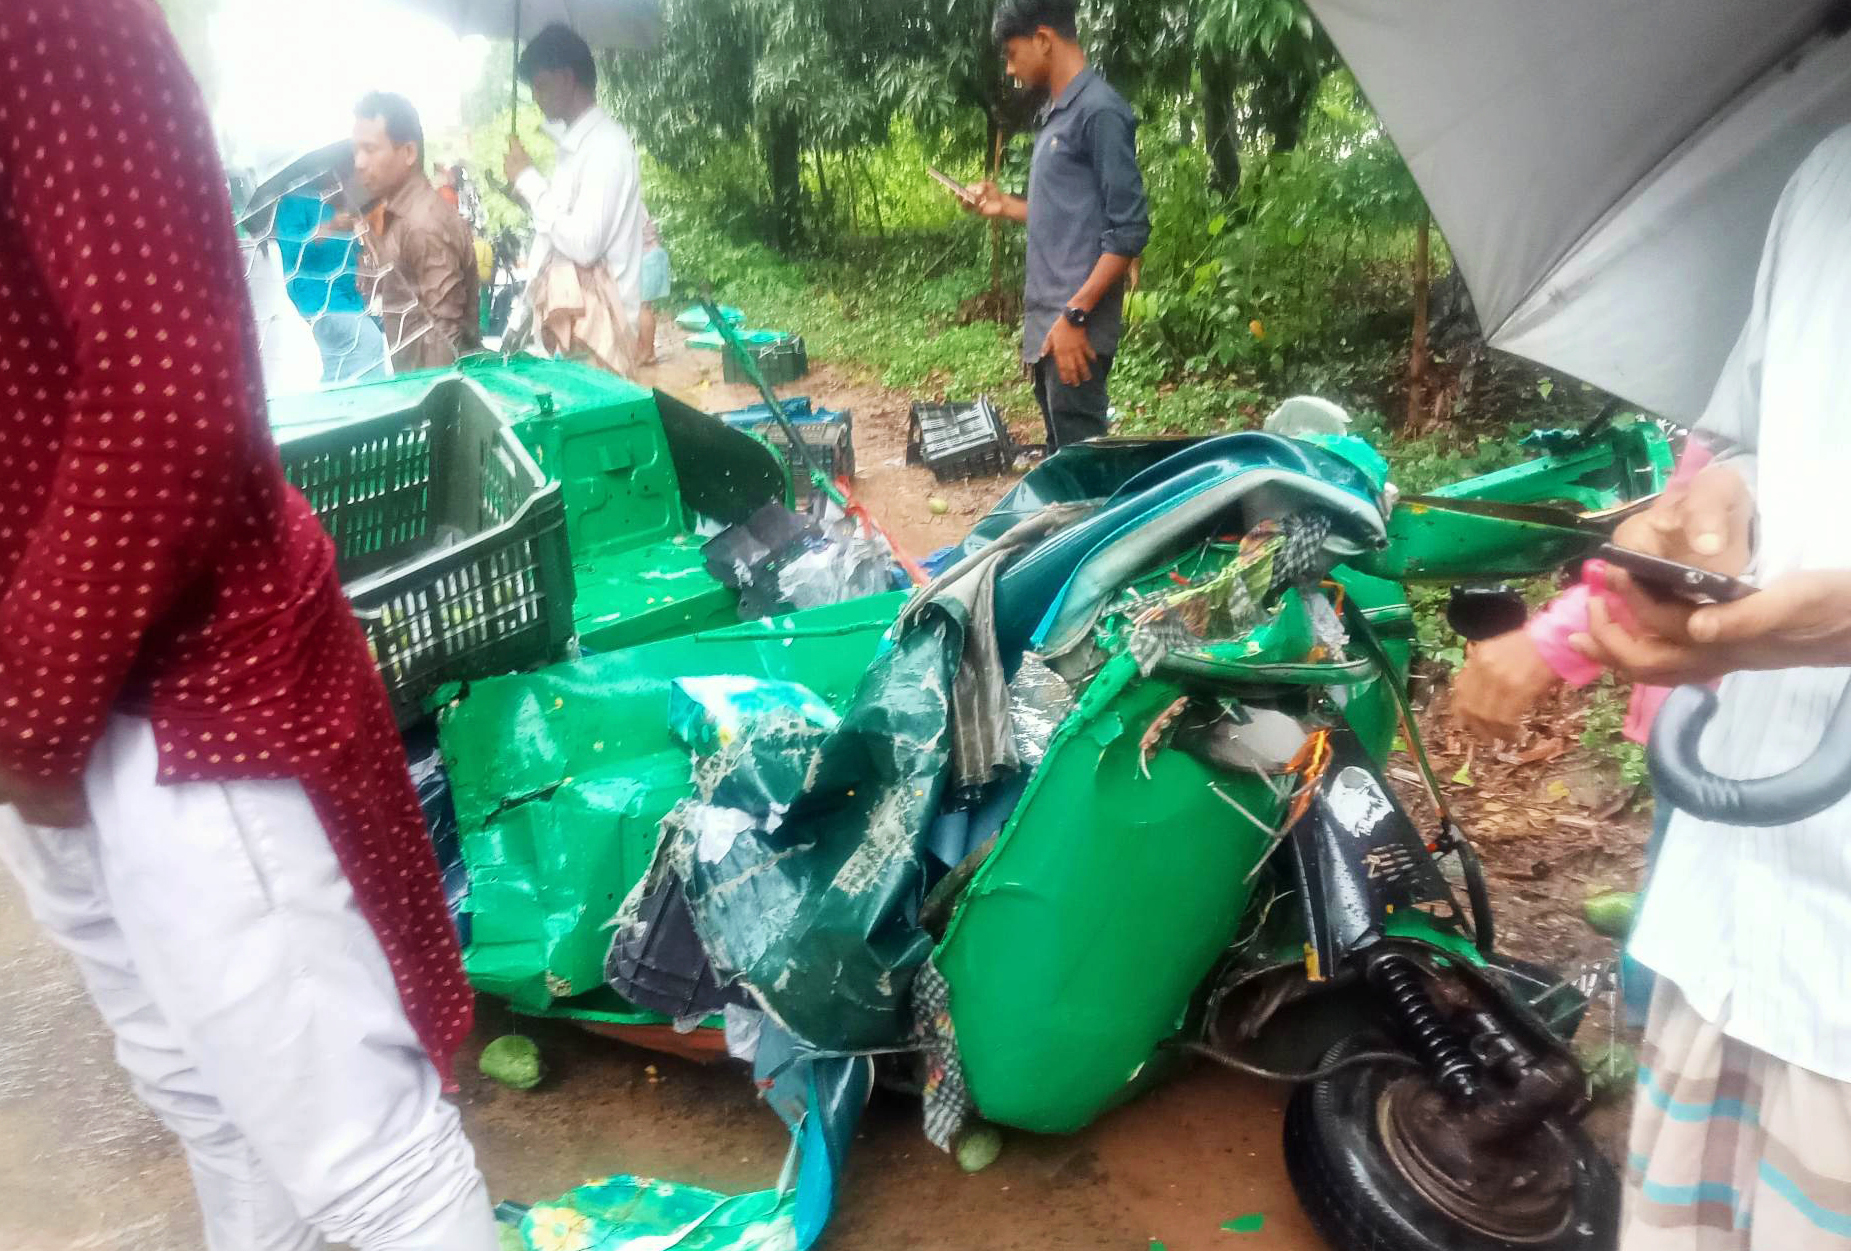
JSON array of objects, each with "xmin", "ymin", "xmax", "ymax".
[
  {"xmin": 912, "ymin": 960, "xmax": 977, "ymax": 1154},
  {"xmin": 529, "ymin": 259, "xmax": 637, "ymax": 378},
  {"xmin": 898, "ymin": 504, "xmax": 1090, "ymax": 790}
]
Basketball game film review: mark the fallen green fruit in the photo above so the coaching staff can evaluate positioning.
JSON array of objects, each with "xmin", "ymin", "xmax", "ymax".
[
  {"xmin": 1577, "ymin": 1039, "xmax": 1638, "ymax": 1102},
  {"xmin": 955, "ymin": 1125, "xmax": 1004, "ymax": 1173},
  {"xmin": 480, "ymin": 1035, "xmax": 545, "ymax": 1091},
  {"xmin": 1584, "ymin": 891, "xmax": 1640, "ymax": 939},
  {"xmin": 928, "ymin": 497, "xmax": 951, "ymax": 516}
]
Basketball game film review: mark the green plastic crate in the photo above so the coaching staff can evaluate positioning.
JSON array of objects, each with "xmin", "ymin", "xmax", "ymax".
[
  {"xmin": 279, "ymin": 380, "xmax": 577, "ymax": 725},
  {"xmin": 722, "ymin": 335, "xmax": 808, "ymax": 386}
]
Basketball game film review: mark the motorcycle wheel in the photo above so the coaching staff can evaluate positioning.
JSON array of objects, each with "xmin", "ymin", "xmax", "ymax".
[{"xmin": 1283, "ymin": 1036, "xmax": 1619, "ymax": 1251}]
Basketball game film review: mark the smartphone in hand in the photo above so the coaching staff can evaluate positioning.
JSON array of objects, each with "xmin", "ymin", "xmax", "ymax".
[
  {"xmin": 1597, "ymin": 544, "xmax": 1757, "ymax": 605},
  {"xmin": 928, "ymin": 166, "xmax": 977, "ymax": 207}
]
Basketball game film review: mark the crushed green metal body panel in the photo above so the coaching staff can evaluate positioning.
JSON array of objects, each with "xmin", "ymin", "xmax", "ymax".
[
  {"xmin": 933, "ymin": 566, "xmax": 1410, "ymax": 1134},
  {"xmin": 573, "ymin": 535, "xmax": 743, "ymax": 652},
  {"xmin": 1362, "ymin": 498, "xmax": 1613, "ymax": 582},
  {"xmin": 1430, "ymin": 417, "xmax": 1673, "ymax": 510},
  {"xmin": 440, "ymin": 594, "xmax": 906, "ymax": 1011},
  {"xmin": 1362, "ymin": 418, "xmax": 1675, "ymax": 582}
]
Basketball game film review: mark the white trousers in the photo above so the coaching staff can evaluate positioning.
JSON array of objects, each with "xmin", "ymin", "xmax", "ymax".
[{"xmin": 0, "ymin": 717, "xmax": 499, "ymax": 1251}]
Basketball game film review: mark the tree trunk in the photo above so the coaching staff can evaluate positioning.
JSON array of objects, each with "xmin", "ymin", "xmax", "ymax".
[
  {"xmin": 764, "ymin": 115, "xmax": 803, "ymax": 251},
  {"xmin": 1178, "ymin": 102, "xmax": 1195, "ymax": 148},
  {"xmin": 988, "ymin": 122, "xmax": 1005, "ymax": 307},
  {"xmin": 858, "ymin": 156, "xmax": 886, "ymax": 238},
  {"xmin": 812, "ymin": 147, "xmax": 831, "ymax": 230},
  {"xmin": 1406, "ymin": 216, "xmax": 1432, "ymax": 430},
  {"xmin": 1200, "ymin": 54, "xmax": 1241, "ymax": 199}
]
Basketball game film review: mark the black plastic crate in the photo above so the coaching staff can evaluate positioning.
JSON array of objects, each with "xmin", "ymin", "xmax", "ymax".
[
  {"xmin": 723, "ymin": 335, "xmax": 809, "ymax": 386},
  {"xmin": 908, "ymin": 397, "xmax": 1011, "ymax": 481},
  {"xmin": 735, "ymin": 417, "xmax": 855, "ymax": 509},
  {"xmin": 279, "ymin": 383, "xmax": 576, "ymax": 726}
]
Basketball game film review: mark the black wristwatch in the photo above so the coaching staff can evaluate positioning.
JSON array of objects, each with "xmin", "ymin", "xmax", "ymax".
[{"xmin": 1063, "ymin": 305, "xmax": 1091, "ymax": 328}]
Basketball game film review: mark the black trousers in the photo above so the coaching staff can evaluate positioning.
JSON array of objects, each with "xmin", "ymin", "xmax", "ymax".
[{"xmin": 1033, "ymin": 352, "xmax": 1115, "ymax": 451}]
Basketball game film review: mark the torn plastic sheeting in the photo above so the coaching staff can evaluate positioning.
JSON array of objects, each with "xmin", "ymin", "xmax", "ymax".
[
  {"xmin": 510, "ymin": 1036, "xmax": 869, "ymax": 1251},
  {"xmin": 668, "ymin": 676, "xmax": 841, "ymax": 758},
  {"xmin": 439, "ymin": 595, "xmax": 906, "ymax": 1012},
  {"xmin": 614, "ymin": 611, "xmax": 961, "ymax": 1051},
  {"xmin": 775, "ymin": 538, "xmax": 892, "ymax": 611},
  {"xmin": 606, "ymin": 875, "xmax": 750, "ymax": 1023},
  {"xmin": 519, "ymin": 1178, "xmax": 799, "ymax": 1251},
  {"xmin": 1006, "ymin": 654, "xmax": 1074, "ymax": 769},
  {"xmin": 407, "ymin": 729, "xmax": 470, "ymax": 947}
]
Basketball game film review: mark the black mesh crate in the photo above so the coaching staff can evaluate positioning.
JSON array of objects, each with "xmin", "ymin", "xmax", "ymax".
[
  {"xmin": 907, "ymin": 396, "xmax": 1011, "ymax": 481},
  {"xmin": 278, "ymin": 383, "xmax": 576, "ymax": 726},
  {"xmin": 734, "ymin": 417, "xmax": 856, "ymax": 509}
]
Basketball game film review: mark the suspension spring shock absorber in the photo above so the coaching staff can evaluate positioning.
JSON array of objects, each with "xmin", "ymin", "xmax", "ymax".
[{"xmin": 1367, "ymin": 951, "xmax": 1479, "ymax": 1102}]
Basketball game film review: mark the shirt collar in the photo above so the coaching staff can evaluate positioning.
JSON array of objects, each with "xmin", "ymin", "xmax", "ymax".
[
  {"xmin": 1044, "ymin": 67, "xmax": 1095, "ymax": 120},
  {"xmin": 383, "ymin": 172, "xmax": 434, "ymax": 221},
  {"xmin": 545, "ymin": 105, "xmax": 608, "ymax": 154}
]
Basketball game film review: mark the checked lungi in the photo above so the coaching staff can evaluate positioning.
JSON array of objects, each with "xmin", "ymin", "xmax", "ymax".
[{"xmin": 1624, "ymin": 980, "xmax": 1851, "ymax": 1249}]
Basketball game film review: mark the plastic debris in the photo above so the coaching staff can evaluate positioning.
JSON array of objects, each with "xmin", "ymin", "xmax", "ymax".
[
  {"xmin": 1222, "ymin": 1213, "xmax": 1267, "ymax": 1234},
  {"xmin": 1578, "ymin": 1039, "xmax": 1639, "ymax": 1102},
  {"xmin": 479, "ymin": 1035, "xmax": 545, "ymax": 1090},
  {"xmin": 1006, "ymin": 654, "xmax": 1074, "ymax": 769},
  {"xmin": 669, "ymin": 676, "xmax": 842, "ymax": 758},
  {"xmin": 521, "ymin": 1177, "xmax": 799, "ymax": 1251},
  {"xmin": 1583, "ymin": 890, "xmax": 1639, "ymax": 939},
  {"xmin": 955, "ymin": 1125, "xmax": 1004, "ymax": 1174},
  {"xmin": 676, "ymin": 304, "xmax": 746, "ymax": 333},
  {"xmin": 775, "ymin": 502, "xmax": 898, "ymax": 611}
]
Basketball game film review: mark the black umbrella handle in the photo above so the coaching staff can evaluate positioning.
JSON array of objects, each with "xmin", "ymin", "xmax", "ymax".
[{"xmin": 1649, "ymin": 682, "xmax": 1851, "ymax": 827}]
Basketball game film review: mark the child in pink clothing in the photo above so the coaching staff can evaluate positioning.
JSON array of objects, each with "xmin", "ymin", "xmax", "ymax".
[
  {"xmin": 1524, "ymin": 440, "xmax": 1713, "ymax": 743},
  {"xmin": 1454, "ymin": 437, "xmax": 1712, "ymax": 1026}
]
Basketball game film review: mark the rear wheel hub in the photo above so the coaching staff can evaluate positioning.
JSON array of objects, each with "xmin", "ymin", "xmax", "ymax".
[{"xmin": 1377, "ymin": 1075, "xmax": 1577, "ymax": 1243}]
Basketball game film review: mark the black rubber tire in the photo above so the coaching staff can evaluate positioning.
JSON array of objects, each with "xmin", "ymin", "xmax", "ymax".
[{"xmin": 1283, "ymin": 1037, "xmax": 1620, "ymax": 1251}]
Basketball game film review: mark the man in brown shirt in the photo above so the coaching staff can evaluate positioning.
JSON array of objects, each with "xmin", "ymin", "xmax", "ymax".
[{"xmin": 351, "ymin": 91, "xmax": 481, "ymax": 372}]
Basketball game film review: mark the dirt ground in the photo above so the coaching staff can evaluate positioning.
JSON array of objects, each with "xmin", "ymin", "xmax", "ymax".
[{"xmin": 0, "ymin": 329, "xmax": 1647, "ymax": 1250}]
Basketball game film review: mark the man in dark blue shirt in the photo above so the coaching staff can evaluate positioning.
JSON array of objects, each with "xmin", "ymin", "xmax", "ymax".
[{"xmin": 968, "ymin": 0, "xmax": 1151, "ymax": 449}]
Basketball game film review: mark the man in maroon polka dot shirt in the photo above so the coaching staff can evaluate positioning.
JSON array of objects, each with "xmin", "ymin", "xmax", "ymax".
[{"xmin": 0, "ymin": 3, "xmax": 498, "ymax": 1247}]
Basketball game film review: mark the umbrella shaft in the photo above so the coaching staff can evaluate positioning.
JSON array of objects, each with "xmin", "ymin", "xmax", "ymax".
[{"xmin": 509, "ymin": 0, "xmax": 522, "ymax": 139}]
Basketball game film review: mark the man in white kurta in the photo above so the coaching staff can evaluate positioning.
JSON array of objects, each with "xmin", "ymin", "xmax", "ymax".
[
  {"xmin": 505, "ymin": 22, "xmax": 647, "ymax": 374},
  {"xmin": 1575, "ymin": 125, "xmax": 1851, "ymax": 1249}
]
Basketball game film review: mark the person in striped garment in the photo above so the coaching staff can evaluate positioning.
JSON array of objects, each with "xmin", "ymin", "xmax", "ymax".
[{"xmin": 1575, "ymin": 125, "xmax": 1851, "ymax": 1249}]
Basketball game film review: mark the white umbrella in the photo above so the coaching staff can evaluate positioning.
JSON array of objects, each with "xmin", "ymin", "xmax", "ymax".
[
  {"xmin": 1303, "ymin": 0, "xmax": 1851, "ymax": 422},
  {"xmin": 403, "ymin": 0, "xmax": 662, "ymax": 48},
  {"xmin": 393, "ymin": 0, "xmax": 663, "ymax": 124}
]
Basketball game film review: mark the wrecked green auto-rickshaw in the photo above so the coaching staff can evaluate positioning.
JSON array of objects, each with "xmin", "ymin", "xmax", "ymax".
[{"xmin": 383, "ymin": 361, "xmax": 1673, "ymax": 1251}]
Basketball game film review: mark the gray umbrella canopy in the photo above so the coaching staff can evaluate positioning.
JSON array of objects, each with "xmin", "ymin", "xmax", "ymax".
[
  {"xmin": 400, "ymin": 0, "xmax": 662, "ymax": 46},
  {"xmin": 1304, "ymin": 0, "xmax": 1851, "ymax": 421}
]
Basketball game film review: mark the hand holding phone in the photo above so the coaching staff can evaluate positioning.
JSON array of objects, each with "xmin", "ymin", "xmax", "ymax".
[
  {"xmin": 1596, "ymin": 544, "xmax": 1756, "ymax": 605},
  {"xmin": 928, "ymin": 166, "xmax": 978, "ymax": 209}
]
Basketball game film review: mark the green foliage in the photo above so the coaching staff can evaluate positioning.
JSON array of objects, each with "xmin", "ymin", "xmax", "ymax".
[
  {"xmin": 1582, "ymin": 675, "xmax": 1650, "ymax": 790},
  {"xmin": 1410, "ymin": 586, "xmax": 1466, "ymax": 673},
  {"xmin": 1124, "ymin": 72, "xmax": 1429, "ymax": 388}
]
